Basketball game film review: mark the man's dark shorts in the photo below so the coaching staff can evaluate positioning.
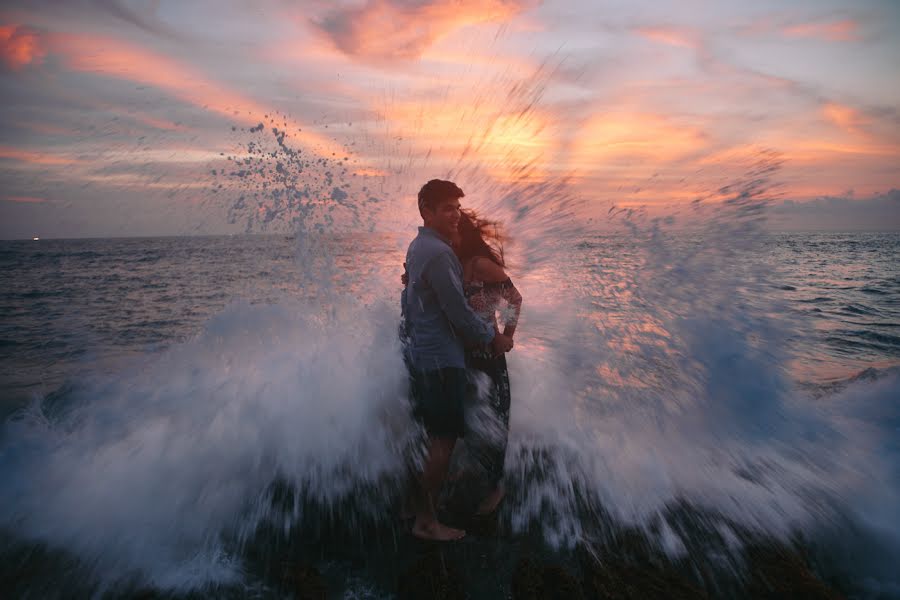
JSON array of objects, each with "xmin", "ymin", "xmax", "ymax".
[{"xmin": 409, "ymin": 366, "xmax": 467, "ymax": 438}]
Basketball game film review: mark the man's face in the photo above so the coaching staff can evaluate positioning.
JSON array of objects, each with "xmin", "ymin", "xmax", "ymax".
[{"xmin": 425, "ymin": 196, "xmax": 461, "ymax": 239}]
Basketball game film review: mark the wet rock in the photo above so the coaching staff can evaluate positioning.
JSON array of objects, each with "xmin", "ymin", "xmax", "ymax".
[
  {"xmin": 511, "ymin": 557, "xmax": 544, "ymax": 599},
  {"xmin": 580, "ymin": 545, "xmax": 707, "ymax": 600},
  {"xmin": 541, "ymin": 564, "xmax": 584, "ymax": 600},
  {"xmin": 397, "ymin": 551, "xmax": 465, "ymax": 600},
  {"xmin": 512, "ymin": 557, "xmax": 584, "ymax": 600},
  {"xmin": 584, "ymin": 558, "xmax": 707, "ymax": 600},
  {"xmin": 745, "ymin": 544, "xmax": 844, "ymax": 600},
  {"xmin": 284, "ymin": 564, "xmax": 327, "ymax": 600},
  {"xmin": 465, "ymin": 512, "xmax": 501, "ymax": 538}
]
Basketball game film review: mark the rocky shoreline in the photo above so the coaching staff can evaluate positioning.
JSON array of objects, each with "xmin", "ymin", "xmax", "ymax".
[
  {"xmin": 271, "ymin": 499, "xmax": 847, "ymax": 600},
  {"xmin": 0, "ymin": 484, "xmax": 855, "ymax": 599}
]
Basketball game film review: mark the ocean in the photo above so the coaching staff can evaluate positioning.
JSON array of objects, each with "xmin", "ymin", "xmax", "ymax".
[{"xmin": 1, "ymin": 226, "xmax": 899, "ymax": 598}]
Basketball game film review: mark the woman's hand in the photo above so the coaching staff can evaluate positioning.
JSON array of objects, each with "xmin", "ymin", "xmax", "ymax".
[
  {"xmin": 401, "ymin": 262, "xmax": 409, "ymax": 286},
  {"xmin": 490, "ymin": 332, "xmax": 514, "ymax": 355}
]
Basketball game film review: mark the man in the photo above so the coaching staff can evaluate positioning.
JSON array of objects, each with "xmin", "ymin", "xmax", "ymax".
[{"xmin": 402, "ymin": 179, "xmax": 513, "ymax": 541}]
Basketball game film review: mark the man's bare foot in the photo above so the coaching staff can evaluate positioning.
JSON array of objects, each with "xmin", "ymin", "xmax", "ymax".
[
  {"xmin": 411, "ymin": 519, "xmax": 466, "ymax": 541},
  {"xmin": 475, "ymin": 486, "xmax": 505, "ymax": 516}
]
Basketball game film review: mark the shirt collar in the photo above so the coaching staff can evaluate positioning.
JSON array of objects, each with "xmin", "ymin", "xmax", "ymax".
[{"xmin": 419, "ymin": 226, "xmax": 453, "ymax": 247}]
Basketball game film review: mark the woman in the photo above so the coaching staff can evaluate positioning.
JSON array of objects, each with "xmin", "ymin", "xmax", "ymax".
[
  {"xmin": 402, "ymin": 209, "xmax": 523, "ymax": 515},
  {"xmin": 454, "ymin": 208, "xmax": 522, "ymax": 515}
]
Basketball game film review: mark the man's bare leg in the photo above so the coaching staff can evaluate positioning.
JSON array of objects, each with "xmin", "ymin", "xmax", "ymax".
[{"xmin": 412, "ymin": 435, "xmax": 465, "ymax": 541}]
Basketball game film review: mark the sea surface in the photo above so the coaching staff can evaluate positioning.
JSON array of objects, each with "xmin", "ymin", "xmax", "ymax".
[
  {"xmin": 1, "ymin": 229, "xmax": 899, "ymax": 598},
  {"xmin": 2, "ymin": 232, "xmax": 897, "ymax": 412},
  {"xmin": 0, "ymin": 234, "xmax": 404, "ymax": 415}
]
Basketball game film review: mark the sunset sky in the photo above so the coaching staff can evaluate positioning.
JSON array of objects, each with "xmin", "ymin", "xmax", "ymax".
[{"xmin": 1, "ymin": 0, "xmax": 898, "ymax": 238}]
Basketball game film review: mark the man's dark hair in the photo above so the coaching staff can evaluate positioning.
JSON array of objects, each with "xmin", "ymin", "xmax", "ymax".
[{"xmin": 417, "ymin": 179, "xmax": 464, "ymax": 217}]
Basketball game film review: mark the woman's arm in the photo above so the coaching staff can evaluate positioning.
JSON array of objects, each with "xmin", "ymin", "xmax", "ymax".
[
  {"xmin": 499, "ymin": 279, "xmax": 522, "ymax": 338},
  {"xmin": 474, "ymin": 258, "xmax": 523, "ymax": 337}
]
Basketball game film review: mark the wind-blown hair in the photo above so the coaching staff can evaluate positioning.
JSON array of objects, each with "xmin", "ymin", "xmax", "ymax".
[{"xmin": 455, "ymin": 208, "xmax": 505, "ymax": 268}]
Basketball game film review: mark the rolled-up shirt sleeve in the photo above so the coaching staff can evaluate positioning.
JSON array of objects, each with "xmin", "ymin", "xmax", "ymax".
[{"xmin": 425, "ymin": 251, "xmax": 495, "ymax": 346}]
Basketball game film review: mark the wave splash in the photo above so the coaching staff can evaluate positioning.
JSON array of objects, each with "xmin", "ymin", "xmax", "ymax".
[{"xmin": 2, "ymin": 158, "xmax": 899, "ymax": 596}]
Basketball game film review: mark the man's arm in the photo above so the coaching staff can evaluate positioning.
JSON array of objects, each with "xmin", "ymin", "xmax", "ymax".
[{"xmin": 425, "ymin": 251, "xmax": 495, "ymax": 345}]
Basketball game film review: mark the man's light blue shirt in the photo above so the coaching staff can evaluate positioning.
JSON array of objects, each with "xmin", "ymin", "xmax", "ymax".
[{"xmin": 402, "ymin": 226, "xmax": 495, "ymax": 370}]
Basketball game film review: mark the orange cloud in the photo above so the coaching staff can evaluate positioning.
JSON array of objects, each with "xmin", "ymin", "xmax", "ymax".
[
  {"xmin": 0, "ymin": 145, "xmax": 78, "ymax": 165},
  {"xmin": 353, "ymin": 167, "xmax": 390, "ymax": 177},
  {"xmin": 635, "ymin": 27, "xmax": 697, "ymax": 49},
  {"xmin": 122, "ymin": 110, "xmax": 190, "ymax": 133},
  {"xmin": 380, "ymin": 98, "xmax": 555, "ymax": 180},
  {"xmin": 419, "ymin": 43, "xmax": 538, "ymax": 74},
  {"xmin": 782, "ymin": 140, "xmax": 896, "ymax": 160},
  {"xmin": 822, "ymin": 102, "xmax": 868, "ymax": 136},
  {"xmin": 570, "ymin": 112, "xmax": 708, "ymax": 171},
  {"xmin": 783, "ymin": 20, "xmax": 858, "ymax": 42},
  {"xmin": 0, "ymin": 24, "xmax": 46, "ymax": 70},
  {"xmin": 49, "ymin": 33, "xmax": 348, "ymax": 158},
  {"xmin": 17, "ymin": 121, "xmax": 74, "ymax": 136},
  {"xmin": 314, "ymin": 0, "xmax": 535, "ymax": 62}
]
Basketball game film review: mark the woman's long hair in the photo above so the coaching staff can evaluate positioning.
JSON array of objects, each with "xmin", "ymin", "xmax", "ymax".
[{"xmin": 455, "ymin": 208, "xmax": 505, "ymax": 268}]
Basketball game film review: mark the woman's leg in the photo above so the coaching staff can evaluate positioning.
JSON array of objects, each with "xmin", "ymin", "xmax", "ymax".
[{"xmin": 469, "ymin": 355, "xmax": 511, "ymax": 514}]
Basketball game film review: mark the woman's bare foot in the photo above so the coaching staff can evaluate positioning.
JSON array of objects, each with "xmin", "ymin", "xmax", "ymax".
[
  {"xmin": 475, "ymin": 486, "xmax": 505, "ymax": 516},
  {"xmin": 411, "ymin": 519, "xmax": 466, "ymax": 541}
]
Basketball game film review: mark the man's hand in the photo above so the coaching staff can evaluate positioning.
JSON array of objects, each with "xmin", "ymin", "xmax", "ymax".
[{"xmin": 490, "ymin": 332, "xmax": 514, "ymax": 355}]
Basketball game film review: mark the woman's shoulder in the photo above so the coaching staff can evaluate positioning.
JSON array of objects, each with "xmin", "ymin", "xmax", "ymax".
[{"xmin": 472, "ymin": 256, "xmax": 508, "ymax": 283}]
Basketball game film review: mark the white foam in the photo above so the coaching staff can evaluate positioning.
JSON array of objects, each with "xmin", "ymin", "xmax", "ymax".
[{"xmin": 2, "ymin": 173, "xmax": 899, "ymax": 593}]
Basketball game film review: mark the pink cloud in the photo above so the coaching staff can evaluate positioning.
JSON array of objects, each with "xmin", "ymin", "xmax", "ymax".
[
  {"xmin": 47, "ymin": 32, "xmax": 348, "ymax": 158},
  {"xmin": 822, "ymin": 102, "xmax": 867, "ymax": 136},
  {"xmin": 313, "ymin": 0, "xmax": 536, "ymax": 62},
  {"xmin": 635, "ymin": 26, "xmax": 698, "ymax": 49},
  {"xmin": 0, "ymin": 145, "xmax": 78, "ymax": 165},
  {"xmin": 0, "ymin": 23, "xmax": 46, "ymax": 70},
  {"xmin": 783, "ymin": 19, "xmax": 859, "ymax": 42}
]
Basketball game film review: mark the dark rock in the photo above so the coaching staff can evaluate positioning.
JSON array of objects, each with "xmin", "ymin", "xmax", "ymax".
[
  {"xmin": 540, "ymin": 564, "xmax": 585, "ymax": 600},
  {"xmin": 512, "ymin": 557, "xmax": 585, "ymax": 600},
  {"xmin": 397, "ymin": 551, "xmax": 465, "ymax": 600},
  {"xmin": 745, "ymin": 544, "xmax": 844, "ymax": 600},
  {"xmin": 284, "ymin": 564, "xmax": 327, "ymax": 600},
  {"xmin": 512, "ymin": 557, "xmax": 544, "ymax": 600},
  {"xmin": 581, "ymin": 550, "xmax": 707, "ymax": 600}
]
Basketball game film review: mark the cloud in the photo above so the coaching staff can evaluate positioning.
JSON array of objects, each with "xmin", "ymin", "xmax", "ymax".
[
  {"xmin": 47, "ymin": 32, "xmax": 348, "ymax": 157},
  {"xmin": 0, "ymin": 145, "xmax": 79, "ymax": 166},
  {"xmin": 3, "ymin": 0, "xmax": 178, "ymax": 39},
  {"xmin": 783, "ymin": 19, "xmax": 859, "ymax": 42},
  {"xmin": 634, "ymin": 26, "xmax": 698, "ymax": 49},
  {"xmin": 89, "ymin": 0, "xmax": 176, "ymax": 38},
  {"xmin": 314, "ymin": 0, "xmax": 535, "ymax": 62},
  {"xmin": 822, "ymin": 102, "xmax": 867, "ymax": 136},
  {"xmin": 769, "ymin": 189, "xmax": 900, "ymax": 231},
  {"xmin": 0, "ymin": 24, "xmax": 46, "ymax": 70},
  {"xmin": 569, "ymin": 111, "xmax": 709, "ymax": 170},
  {"xmin": 3, "ymin": 195, "xmax": 46, "ymax": 203}
]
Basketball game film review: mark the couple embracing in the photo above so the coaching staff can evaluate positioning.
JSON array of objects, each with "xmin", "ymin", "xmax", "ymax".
[{"xmin": 401, "ymin": 179, "xmax": 523, "ymax": 541}]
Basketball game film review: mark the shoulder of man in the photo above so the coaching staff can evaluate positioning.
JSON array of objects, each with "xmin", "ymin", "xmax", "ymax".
[
  {"xmin": 419, "ymin": 246, "xmax": 462, "ymax": 290},
  {"xmin": 414, "ymin": 233, "xmax": 453, "ymax": 259}
]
